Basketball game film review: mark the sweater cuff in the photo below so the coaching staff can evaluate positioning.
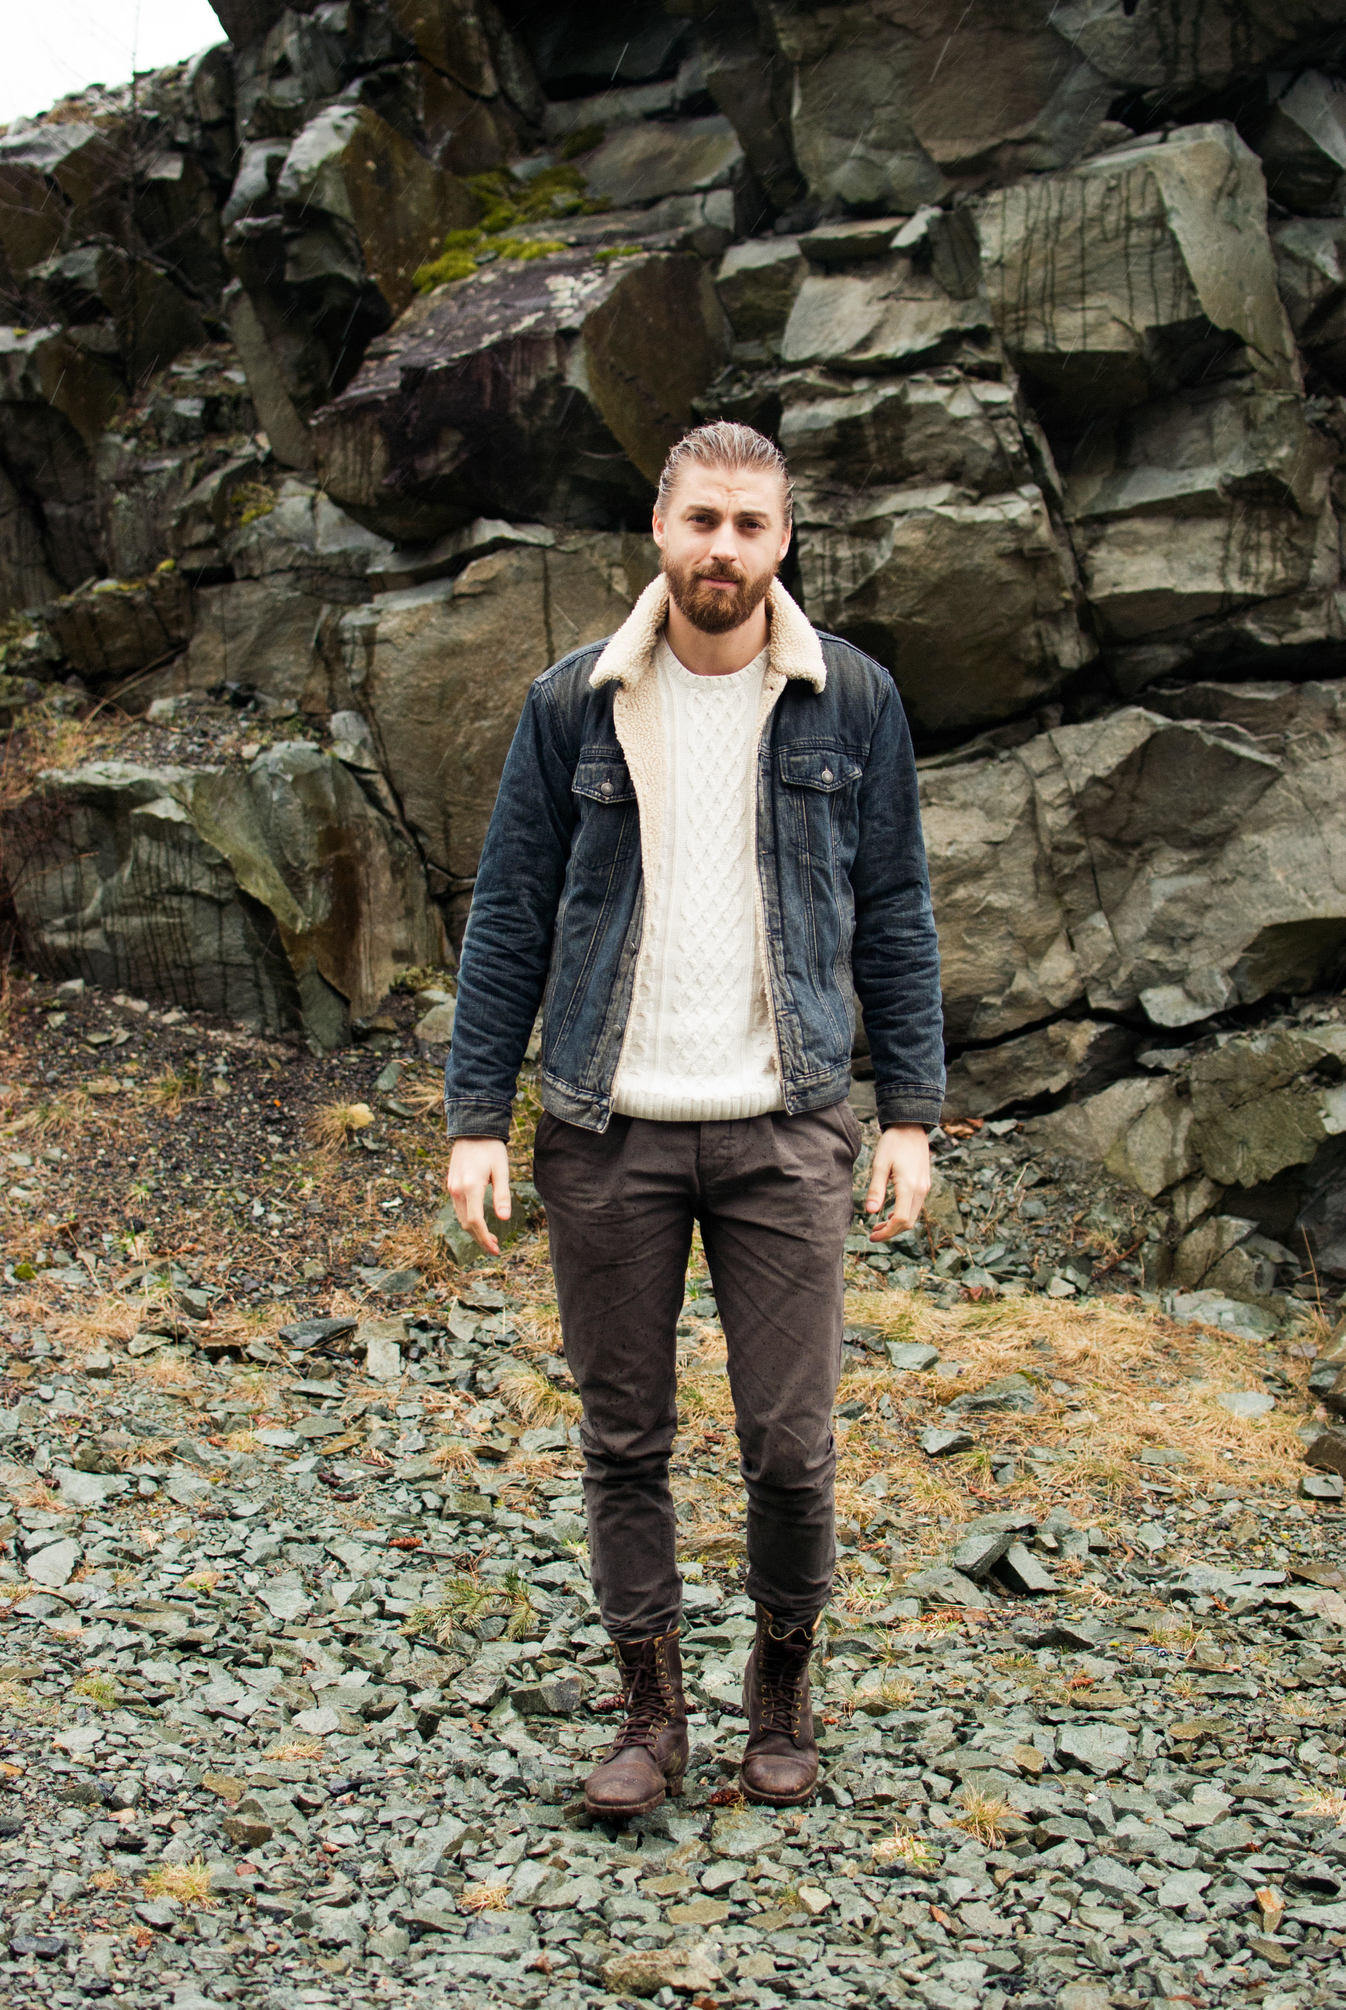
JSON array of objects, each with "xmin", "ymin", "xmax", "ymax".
[
  {"xmin": 875, "ymin": 1084, "xmax": 945, "ymax": 1132},
  {"xmin": 444, "ymin": 1099, "xmax": 512, "ymax": 1144}
]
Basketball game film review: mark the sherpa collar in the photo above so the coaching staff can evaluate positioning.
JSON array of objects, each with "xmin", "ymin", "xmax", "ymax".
[{"xmin": 588, "ymin": 572, "xmax": 827, "ymax": 693}]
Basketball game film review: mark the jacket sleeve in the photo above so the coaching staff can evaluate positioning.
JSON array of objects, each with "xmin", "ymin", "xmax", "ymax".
[
  {"xmin": 849, "ymin": 675, "xmax": 946, "ymax": 1130},
  {"xmin": 442, "ymin": 677, "xmax": 576, "ymax": 1141}
]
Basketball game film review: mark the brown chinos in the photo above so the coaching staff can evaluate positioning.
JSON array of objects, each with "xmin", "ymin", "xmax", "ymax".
[{"xmin": 531, "ymin": 1100, "xmax": 863, "ymax": 1641}]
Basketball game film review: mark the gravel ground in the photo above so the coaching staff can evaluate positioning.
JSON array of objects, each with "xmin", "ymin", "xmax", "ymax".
[{"xmin": 1, "ymin": 974, "xmax": 1344, "ymax": 2009}]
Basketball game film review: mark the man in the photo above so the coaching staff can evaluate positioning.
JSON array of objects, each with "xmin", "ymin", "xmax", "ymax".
[{"xmin": 444, "ymin": 420, "xmax": 944, "ymax": 1819}]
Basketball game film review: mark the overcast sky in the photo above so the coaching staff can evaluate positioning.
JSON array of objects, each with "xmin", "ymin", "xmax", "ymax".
[{"xmin": 2, "ymin": 1, "xmax": 226, "ymax": 126}]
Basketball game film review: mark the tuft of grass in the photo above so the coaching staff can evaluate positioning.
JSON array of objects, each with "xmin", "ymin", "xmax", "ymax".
[
  {"xmin": 144, "ymin": 1065, "xmax": 207, "ymax": 1111},
  {"xmin": 853, "ymin": 1674, "xmax": 916, "ymax": 1712},
  {"xmin": 950, "ymin": 1782, "xmax": 1014, "ymax": 1846},
  {"xmin": 308, "ymin": 1101, "xmax": 375, "ymax": 1148},
  {"xmin": 407, "ymin": 1566, "xmax": 539, "ymax": 1645},
  {"xmin": 406, "ymin": 1572, "xmax": 496, "ymax": 1644},
  {"xmin": 872, "ymin": 1825, "xmax": 936, "ymax": 1869},
  {"xmin": 265, "ymin": 1737, "xmax": 323, "ymax": 1762},
  {"xmin": 459, "ymin": 1880, "xmax": 511, "ymax": 1914},
  {"xmin": 1146, "ymin": 1616, "xmax": 1201, "ymax": 1656},
  {"xmin": 496, "ymin": 1361, "xmax": 580, "ymax": 1426},
  {"xmin": 71, "ymin": 1673, "xmax": 118, "ymax": 1708},
  {"xmin": 142, "ymin": 1858, "xmax": 216, "ymax": 1908}
]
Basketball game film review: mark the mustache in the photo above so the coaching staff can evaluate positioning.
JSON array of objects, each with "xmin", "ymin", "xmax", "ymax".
[{"xmin": 692, "ymin": 567, "xmax": 746, "ymax": 585}]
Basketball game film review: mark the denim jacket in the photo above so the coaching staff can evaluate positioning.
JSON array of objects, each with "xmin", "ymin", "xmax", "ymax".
[{"xmin": 443, "ymin": 573, "xmax": 945, "ymax": 1139}]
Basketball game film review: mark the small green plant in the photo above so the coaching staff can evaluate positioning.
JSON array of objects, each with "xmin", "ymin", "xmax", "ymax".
[
  {"xmin": 500, "ymin": 1566, "xmax": 539, "ymax": 1641},
  {"xmin": 594, "ymin": 244, "xmax": 643, "ymax": 264},
  {"xmin": 493, "ymin": 235, "xmax": 568, "ymax": 262},
  {"xmin": 406, "ymin": 1572, "xmax": 499, "ymax": 1644},
  {"xmin": 413, "ymin": 164, "xmax": 606, "ymax": 294},
  {"xmin": 223, "ymin": 480, "xmax": 275, "ymax": 528},
  {"xmin": 72, "ymin": 1673, "xmax": 118, "ymax": 1708}
]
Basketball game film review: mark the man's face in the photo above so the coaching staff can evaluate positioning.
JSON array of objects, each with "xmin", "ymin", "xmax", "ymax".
[{"xmin": 653, "ymin": 464, "xmax": 792, "ymax": 634}]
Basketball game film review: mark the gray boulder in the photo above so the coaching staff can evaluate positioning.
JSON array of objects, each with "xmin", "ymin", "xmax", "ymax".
[
  {"xmin": 580, "ymin": 114, "xmax": 743, "ymax": 209},
  {"xmin": 943, "ymin": 1019, "xmax": 1133, "ymax": 1121},
  {"xmin": 1272, "ymin": 216, "xmax": 1346, "ymax": 387},
  {"xmin": 777, "ymin": 360, "xmax": 1094, "ymax": 735},
  {"xmin": 715, "ymin": 238, "xmax": 806, "ymax": 350},
  {"xmin": 10, "ymin": 745, "xmax": 444, "ymax": 1048}
]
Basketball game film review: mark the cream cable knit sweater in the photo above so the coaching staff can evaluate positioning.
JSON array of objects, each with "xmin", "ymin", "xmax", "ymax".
[{"xmin": 610, "ymin": 632, "xmax": 785, "ymax": 1122}]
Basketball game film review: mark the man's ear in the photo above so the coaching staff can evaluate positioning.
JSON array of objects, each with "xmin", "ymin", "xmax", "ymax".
[{"xmin": 651, "ymin": 507, "xmax": 665, "ymax": 551}]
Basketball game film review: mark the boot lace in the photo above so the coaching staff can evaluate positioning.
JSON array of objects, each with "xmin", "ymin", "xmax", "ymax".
[
  {"xmin": 607, "ymin": 1645, "xmax": 673, "ymax": 1756},
  {"xmin": 757, "ymin": 1627, "xmax": 811, "ymax": 1737}
]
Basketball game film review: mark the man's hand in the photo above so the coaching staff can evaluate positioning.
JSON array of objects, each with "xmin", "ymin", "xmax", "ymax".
[
  {"xmin": 863, "ymin": 1123, "xmax": 931, "ymax": 1241},
  {"xmin": 446, "ymin": 1137, "xmax": 511, "ymax": 1256}
]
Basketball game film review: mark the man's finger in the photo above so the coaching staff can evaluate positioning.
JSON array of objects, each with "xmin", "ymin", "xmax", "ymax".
[
  {"xmin": 491, "ymin": 1160, "xmax": 511, "ymax": 1221},
  {"xmin": 464, "ymin": 1193, "xmax": 500, "ymax": 1257},
  {"xmin": 870, "ymin": 1182, "xmax": 919, "ymax": 1240}
]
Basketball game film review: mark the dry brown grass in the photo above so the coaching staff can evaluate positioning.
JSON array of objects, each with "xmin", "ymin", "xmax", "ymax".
[
  {"xmin": 142, "ymin": 1858, "xmax": 215, "ymax": 1908},
  {"xmin": 949, "ymin": 1782, "xmax": 1014, "ymax": 1845},
  {"xmin": 265, "ymin": 1737, "xmax": 324, "ymax": 1762},
  {"xmin": 307, "ymin": 1100, "xmax": 375, "ymax": 1149},
  {"xmin": 459, "ymin": 1880, "xmax": 512, "ymax": 1914},
  {"xmin": 391, "ymin": 1070, "xmax": 452, "ymax": 1120},
  {"xmin": 143, "ymin": 1065, "xmax": 209, "ymax": 1112},
  {"xmin": 376, "ymin": 1217, "xmax": 456, "ymax": 1285},
  {"xmin": 496, "ymin": 1362, "xmax": 581, "ymax": 1427},
  {"xmin": 1296, "ymin": 1785, "xmax": 1346, "ymax": 1828},
  {"xmin": 46, "ymin": 1289, "xmax": 162, "ymax": 1355}
]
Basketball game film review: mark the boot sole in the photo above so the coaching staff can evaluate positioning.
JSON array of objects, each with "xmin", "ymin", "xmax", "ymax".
[
  {"xmin": 740, "ymin": 1773, "xmax": 817, "ymax": 1808},
  {"xmin": 584, "ymin": 1773, "xmax": 684, "ymax": 1821}
]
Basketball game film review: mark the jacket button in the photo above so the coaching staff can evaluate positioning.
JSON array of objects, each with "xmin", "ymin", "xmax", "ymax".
[
  {"xmin": 600, "ymin": 780, "xmax": 613, "ymax": 795},
  {"xmin": 821, "ymin": 766, "xmax": 833, "ymax": 782}
]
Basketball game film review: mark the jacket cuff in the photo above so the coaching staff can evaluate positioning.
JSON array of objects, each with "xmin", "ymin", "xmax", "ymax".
[
  {"xmin": 875, "ymin": 1085, "xmax": 945, "ymax": 1131},
  {"xmin": 444, "ymin": 1100, "xmax": 512, "ymax": 1144}
]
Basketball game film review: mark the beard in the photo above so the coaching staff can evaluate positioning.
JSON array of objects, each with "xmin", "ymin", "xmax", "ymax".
[{"xmin": 662, "ymin": 550, "xmax": 776, "ymax": 634}]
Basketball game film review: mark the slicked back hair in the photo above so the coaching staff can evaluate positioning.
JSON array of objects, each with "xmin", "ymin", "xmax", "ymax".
[{"xmin": 655, "ymin": 420, "xmax": 793, "ymax": 530}]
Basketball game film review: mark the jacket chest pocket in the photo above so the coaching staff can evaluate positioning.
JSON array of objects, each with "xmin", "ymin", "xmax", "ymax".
[
  {"xmin": 572, "ymin": 752, "xmax": 636, "ymax": 806},
  {"xmin": 568, "ymin": 749, "xmax": 639, "ymax": 887},
  {"xmin": 777, "ymin": 744, "xmax": 863, "ymax": 858}
]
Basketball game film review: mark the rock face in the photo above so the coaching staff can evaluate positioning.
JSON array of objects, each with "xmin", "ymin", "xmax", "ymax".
[
  {"xmin": 923, "ymin": 681, "xmax": 1346, "ymax": 1048},
  {"xmin": 310, "ymin": 245, "xmax": 731, "ymax": 540},
  {"xmin": 10, "ymin": 746, "xmax": 444, "ymax": 1047},
  {"xmin": 1029, "ymin": 1016, "xmax": 1346, "ymax": 1281},
  {"xmin": 326, "ymin": 529, "xmax": 657, "ymax": 925},
  {"xmin": 4, "ymin": 0, "xmax": 1346, "ymax": 1317}
]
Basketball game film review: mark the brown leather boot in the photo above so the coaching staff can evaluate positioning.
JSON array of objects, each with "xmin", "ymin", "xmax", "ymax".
[
  {"xmin": 583, "ymin": 1625, "xmax": 689, "ymax": 1821},
  {"xmin": 739, "ymin": 1605, "xmax": 820, "ymax": 1807}
]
